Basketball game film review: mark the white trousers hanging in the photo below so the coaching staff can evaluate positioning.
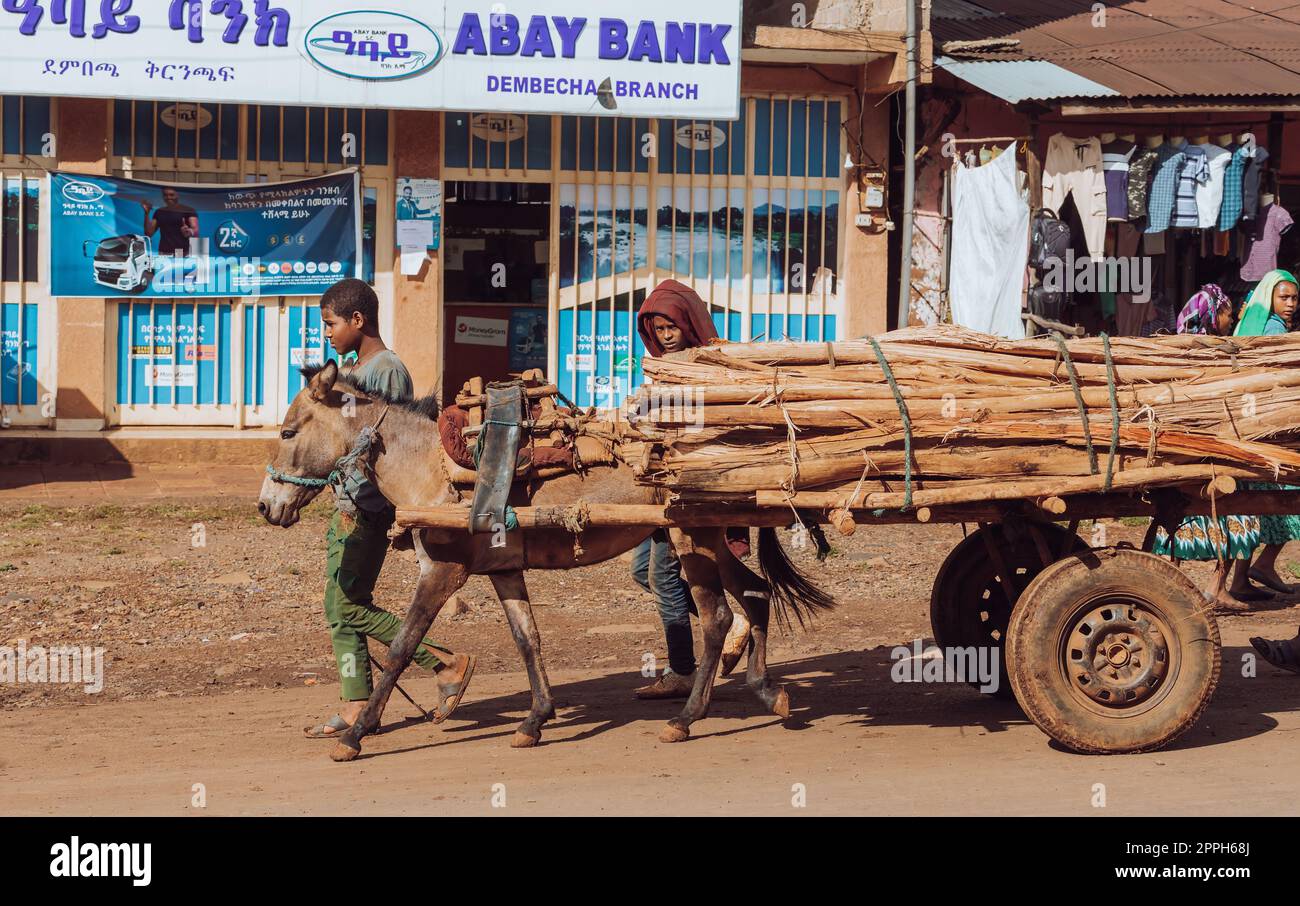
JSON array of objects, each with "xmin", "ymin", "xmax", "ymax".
[
  {"xmin": 1042, "ymin": 133, "xmax": 1107, "ymax": 258},
  {"xmin": 950, "ymin": 146, "xmax": 1029, "ymax": 339}
]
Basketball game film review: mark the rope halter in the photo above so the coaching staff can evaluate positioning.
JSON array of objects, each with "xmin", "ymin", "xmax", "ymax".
[{"xmin": 264, "ymin": 404, "xmax": 391, "ymax": 503}]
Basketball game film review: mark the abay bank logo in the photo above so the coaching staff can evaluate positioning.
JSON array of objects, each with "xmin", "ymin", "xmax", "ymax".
[
  {"xmin": 304, "ymin": 10, "xmax": 444, "ymax": 81},
  {"xmin": 61, "ymin": 180, "xmax": 106, "ymax": 204}
]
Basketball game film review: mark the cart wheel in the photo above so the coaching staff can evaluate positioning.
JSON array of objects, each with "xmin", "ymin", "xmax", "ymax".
[
  {"xmin": 930, "ymin": 523, "xmax": 1085, "ymax": 699},
  {"xmin": 1006, "ymin": 548, "xmax": 1220, "ymax": 754}
]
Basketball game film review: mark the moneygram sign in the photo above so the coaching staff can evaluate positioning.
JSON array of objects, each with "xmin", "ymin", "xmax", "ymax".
[{"xmin": 0, "ymin": 1, "xmax": 742, "ymax": 119}]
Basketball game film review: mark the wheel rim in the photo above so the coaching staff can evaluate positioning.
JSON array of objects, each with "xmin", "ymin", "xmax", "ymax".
[
  {"xmin": 941, "ymin": 525, "xmax": 1079, "ymax": 650},
  {"xmin": 1059, "ymin": 594, "xmax": 1177, "ymax": 718}
]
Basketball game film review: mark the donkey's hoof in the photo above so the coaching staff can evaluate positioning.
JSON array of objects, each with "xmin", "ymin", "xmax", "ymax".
[
  {"xmin": 511, "ymin": 730, "xmax": 541, "ymax": 749},
  {"xmin": 659, "ymin": 722, "xmax": 690, "ymax": 743},
  {"xmin": 772, "ymin": 687, "xmax": 791, "ymax": 719},
  {"xmin": 330, "ymin": 742, "xmax": 361, "ymax": 762}
]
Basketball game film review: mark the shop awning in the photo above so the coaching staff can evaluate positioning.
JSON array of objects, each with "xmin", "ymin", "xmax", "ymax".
[
  {"xmin": 932, "ymin": 0, "xmax": 1300, "ymax": 110},
  {"xmin": 935, "ymin": 57, "xmax": 1119, "ymax": 104}
]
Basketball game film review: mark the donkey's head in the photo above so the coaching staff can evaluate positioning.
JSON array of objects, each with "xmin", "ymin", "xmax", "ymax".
[{"xmin": 258, "ymin": 361, "xmax": 358, "ymax": 527}]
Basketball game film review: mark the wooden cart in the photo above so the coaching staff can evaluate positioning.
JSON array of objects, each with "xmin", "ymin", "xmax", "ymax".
[
  {"xmin": 397, "ymin": 482, "xmax": 1300, "ymax": 755},
  {"xmin": 403, "ymin": 341, "xmax": 1300, "ymax": 754}
]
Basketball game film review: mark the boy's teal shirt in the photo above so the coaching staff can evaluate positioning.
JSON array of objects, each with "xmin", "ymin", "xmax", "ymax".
[{"xmin": 335, "ymin": 348, "xmax": 414, "ymax": 514}]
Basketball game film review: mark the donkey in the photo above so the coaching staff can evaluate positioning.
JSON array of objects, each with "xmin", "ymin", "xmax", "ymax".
[{"xmin": 258, "ymin": 361, "xmax": 834, "ymax": 761}]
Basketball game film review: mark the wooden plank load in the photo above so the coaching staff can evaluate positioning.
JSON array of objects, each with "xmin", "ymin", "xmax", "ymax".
[{"xmin": 624, "ymin": 325, "xmax": 1300, "ymax": 521}]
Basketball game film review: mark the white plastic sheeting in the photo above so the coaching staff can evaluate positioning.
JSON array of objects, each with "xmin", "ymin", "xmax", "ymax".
[{"xmin": 949, "ymin": 146, "xmax": 1028, "ymax": 339}]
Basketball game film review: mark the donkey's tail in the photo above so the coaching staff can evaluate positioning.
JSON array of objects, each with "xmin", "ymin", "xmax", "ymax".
[{"xmin": 756, "ymin": 526, "xmax": 837, "ymax": 631}]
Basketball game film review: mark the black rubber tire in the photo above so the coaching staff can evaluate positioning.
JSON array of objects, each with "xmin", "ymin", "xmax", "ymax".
[
  {"xmin": 929, "ymin": 522, "xmax": 1085, "ymax": 699},
  {"xmin": 130, "ymin": 270, "xmax": 154, "ymax": 295},
  {"xmin": 1006, "ymin": 548, "xmax": 1220, "ymax": 755}
]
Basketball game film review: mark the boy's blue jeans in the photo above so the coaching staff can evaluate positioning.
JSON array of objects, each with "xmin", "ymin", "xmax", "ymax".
[{"xmin": 630, "ymin": 530, "xmax": 697, "ymax": 676}]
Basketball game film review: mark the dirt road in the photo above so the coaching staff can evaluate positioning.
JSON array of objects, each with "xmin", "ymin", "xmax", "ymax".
[
  {"xmin": 2, "ymin": 632, "xmax": 1298, "ymax": 817},
  {"xmin": 1, "ymin": 498, "xmax": 1298, "ymax": 815}
]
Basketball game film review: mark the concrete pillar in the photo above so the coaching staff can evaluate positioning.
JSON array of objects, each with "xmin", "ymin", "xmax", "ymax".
[
  {"xmin": 53, "ymin": 98, "xmax": 112, "ymax": 430},
  {"xmin": 389, "ymin": 110, "xmax": 443, "ymax": 398},
  {"xmin": 841, "ymin": 71, "xmax": 893, "ymax": 337}
]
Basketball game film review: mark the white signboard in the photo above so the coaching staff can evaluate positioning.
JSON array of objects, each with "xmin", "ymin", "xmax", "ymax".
[
  {"xmin": 586, "ymin": 375, "xmax": 624, "ymax": 400},
  {"xmin": 290, "ymin": 347, "xmax": 325, "ymax": 367},
  {"xmin": 454, "ymin": 316, "xmax": 508, "ymax": 347},
  {"xmin": 145, "ymin": 364, "xmax": 197, "ymax": 387},
  {"xmin": 1, "ymin": 1, "xmax": 742, "ymax": 119}
]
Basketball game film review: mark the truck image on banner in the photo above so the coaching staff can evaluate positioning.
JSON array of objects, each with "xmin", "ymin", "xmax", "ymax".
[
  {"xmin": 49, "ymin": 170, "xmax": 361, "ymax": 299},
  {"xmin": 84, "ymin": 234, "xmax": 154, "ymax": 293}
]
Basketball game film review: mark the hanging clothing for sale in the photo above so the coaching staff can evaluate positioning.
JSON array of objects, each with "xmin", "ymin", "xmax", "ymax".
[
  {"xmin": 1192, "ymin": 142, "xmax": 1231, "ymax": 229},
  {"xmin": 1127, "ymin": 145, "xmax": 1160, "ymax": 222},
  {"xmin": 1179, "ymin": 233, "xmax": 1198, "ymax": 303},
  {"xmin": 1241, "ymin": 147, "xmax": 1271, "ymax": 221},
  {"xmin": 1101, "ymin": 139, "xmax": 1137, "ymax": 221},
  {"xmin": 1042, "ymin": 133, "xmax": 1107, "ymax": 257},
  {"xmin": 1113, "ymin": 222, "xmax": 1154, "ymax": 336},
  {"xmin": 1171, "ymin": 141, "xmax": 1208, "ymax": 229},
  {"xmin": 1241, "ymin": 204, "xmax": 1295, "ymax": 281},
  {"xmin": 1217, "ymin": 143, "xmax": 1251, "ymax": 231},
  {"xmin": 1145, "ymin": 142, "xmax": 1189, "ymax": 233},
  {"xmin": 950, "ymin": 145, "xmax": 1029, "ymax": 339}
]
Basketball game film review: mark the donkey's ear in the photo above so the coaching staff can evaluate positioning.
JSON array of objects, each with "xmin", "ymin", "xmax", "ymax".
[{"xmin": 309, "ymin": 360, "xmax": 339, "ymax": 402}]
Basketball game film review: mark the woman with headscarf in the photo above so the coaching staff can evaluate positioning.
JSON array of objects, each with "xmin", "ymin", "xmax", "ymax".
[
  {"xmin": 629, "ymin": 280, "xmax": 751, "ymax": 697},
  {"xmin": 1235, "ymin": 269, "xmax": 1300, "ymax": 596},
  {"xmin": 1152, "ymin": 283, "xmax": 1266, "ymax": 607}
]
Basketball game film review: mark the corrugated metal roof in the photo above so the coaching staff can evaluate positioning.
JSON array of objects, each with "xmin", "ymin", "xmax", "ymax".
[
  {"xmin": 935, "ymin": 57, "xmax": 1122, "ymax": 103},
  {"xmin": 932, "ymin": 0, "xmax": 1300, "ymax": 101}
]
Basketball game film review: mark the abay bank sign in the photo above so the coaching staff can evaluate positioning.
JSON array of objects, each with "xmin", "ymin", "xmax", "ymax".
[{"xmin": 0, "ymin": 0, "xmax": 742, "ymax": 119}]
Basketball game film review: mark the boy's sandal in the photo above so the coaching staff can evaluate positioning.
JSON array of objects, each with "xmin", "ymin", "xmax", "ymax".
[
  {"xmin": 432, "ymin": 655, "xmax": 477, "ymax": 724},
  {"xmin": 1250, "ymin": 637, "xmax": 1300, "ymax": 675},
  {"xmin": 303, "ymin": 714, "xmax": 352, "ymax": 738}
]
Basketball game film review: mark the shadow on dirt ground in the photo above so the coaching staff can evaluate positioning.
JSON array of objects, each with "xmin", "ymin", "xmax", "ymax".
[{"xmin": 346, "ymin": 644, "xmax": 1297, "ymax": 761}]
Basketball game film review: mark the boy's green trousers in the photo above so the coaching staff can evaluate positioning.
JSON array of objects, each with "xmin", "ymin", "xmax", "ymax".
[{"xmin": 324, "ymin": 508, "xmax": 453, "ymax": 701}]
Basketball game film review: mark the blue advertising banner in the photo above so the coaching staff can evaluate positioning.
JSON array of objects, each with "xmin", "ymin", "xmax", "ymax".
[{"xmin": 50, "ymin": 170, "xmax": 361, "ymax": 299}]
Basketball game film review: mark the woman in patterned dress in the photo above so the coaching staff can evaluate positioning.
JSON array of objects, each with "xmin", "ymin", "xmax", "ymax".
[
  {"xmin": 1152, "ymin": 283, "xmax": 1266, "ymax": 608},
  {"xmin": 1235, "ymin": 270, "xmax": 1300, "ymax": 595}
]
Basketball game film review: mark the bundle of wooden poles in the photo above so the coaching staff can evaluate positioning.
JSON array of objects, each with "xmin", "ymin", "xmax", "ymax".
[{"xmin": 623, "ymin": 325, "xmax": 1300, "ymax": 528}]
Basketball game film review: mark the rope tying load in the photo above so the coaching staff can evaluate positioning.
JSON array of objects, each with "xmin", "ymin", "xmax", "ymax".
[
  {"xmin": 563, "ymin": 500, "xmax": 592, "ymax": 557},
  {"xmin": 867, "ymin": 336, "xmax": 915, "ymax": 511},
  {"xmin": 1100, "ymin": 332, "xmax": 1120, "ymax": 493},
  {"xmin": 1050, "ymin": 330, "xmax": 1098, "ymax": 476}
]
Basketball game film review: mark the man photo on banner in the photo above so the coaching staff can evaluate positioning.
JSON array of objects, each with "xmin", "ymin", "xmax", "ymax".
[
  {"xmin": 141, "ymin": 186, "xmax": 199, "ymax": 257},
  {"xmin": 396, "ymin": 183, "xmax": 433, "ymax": 222}
]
